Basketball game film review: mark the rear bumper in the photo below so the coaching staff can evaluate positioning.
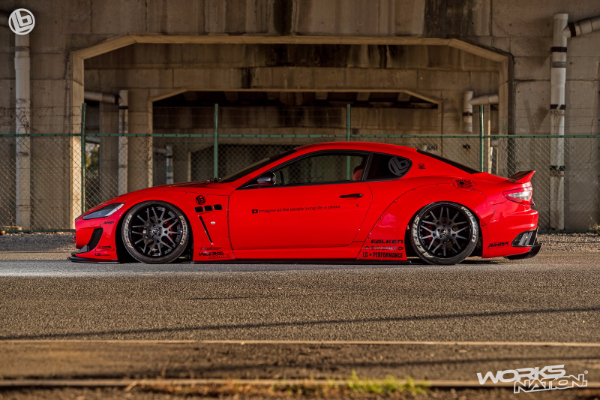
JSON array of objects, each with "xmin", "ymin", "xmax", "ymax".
[
  {"xmin": 481, "ymin": 204, "xmax": 539, "ymax": 258},
  {"xmin": 506, "ymin": 243, "xmax": 542, "ymax": 260}
]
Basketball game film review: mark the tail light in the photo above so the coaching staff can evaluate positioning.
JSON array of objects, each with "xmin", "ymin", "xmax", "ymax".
[{"xmin": 503, "ymin": 186, "xmax": 533, "ymax": 205}]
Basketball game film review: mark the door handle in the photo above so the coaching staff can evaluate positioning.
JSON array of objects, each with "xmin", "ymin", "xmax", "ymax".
[{"xmin": 340, "ymin": 193, "xmax": 363, "ymax": 198}]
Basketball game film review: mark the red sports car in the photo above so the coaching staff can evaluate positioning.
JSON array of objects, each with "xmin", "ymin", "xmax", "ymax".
[{"xmin": 71, "ymin": 142, "xmax": 540, "ymax": 265}]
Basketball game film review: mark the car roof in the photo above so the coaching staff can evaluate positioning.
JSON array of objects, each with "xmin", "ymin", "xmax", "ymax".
[{"xmin": 294, "ymin": 141, "xmax": 418, "ymax": 157}]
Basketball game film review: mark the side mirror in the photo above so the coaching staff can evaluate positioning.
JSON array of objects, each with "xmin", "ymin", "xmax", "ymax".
[{"xmin": 256, "ymin": 172, "xmax": 276, "ymax": 186}]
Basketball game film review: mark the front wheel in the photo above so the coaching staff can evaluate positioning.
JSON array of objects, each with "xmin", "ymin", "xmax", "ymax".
[
  {"xmin": 410, "ymin": 202, "xmax": 478, "ymax": 265},
  {"xmin": 121, "ymin": 201, "xmax": 190, "ymax": 264}
]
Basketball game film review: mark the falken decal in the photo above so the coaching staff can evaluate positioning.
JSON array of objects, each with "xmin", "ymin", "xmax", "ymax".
[
  {"xmin": 199, "ymin": 251, "xmax": 231, "ymax": 259},
  {"xmin": 370, "ymin": 239, "xmax": 403, "ymax": 244},
  {"xmin": 488, "ymin": 242, "xmax": 509, "ymax": 248}
]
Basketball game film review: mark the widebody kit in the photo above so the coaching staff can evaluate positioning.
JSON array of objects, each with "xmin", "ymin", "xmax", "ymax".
[{"xmin": 71, "ymin": 142, "xmax": 540, "ymax": 265}]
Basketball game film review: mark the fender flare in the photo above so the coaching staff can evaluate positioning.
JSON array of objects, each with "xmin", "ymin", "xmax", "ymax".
[{"xmin": 361, "ymin": 184, "xmax": 493, "ymax": 258}]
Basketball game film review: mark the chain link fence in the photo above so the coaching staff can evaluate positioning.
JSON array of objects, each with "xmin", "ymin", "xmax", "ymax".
[{"xmin": 0, "ymin": 105, "xmax": 598, "ymax": 232}]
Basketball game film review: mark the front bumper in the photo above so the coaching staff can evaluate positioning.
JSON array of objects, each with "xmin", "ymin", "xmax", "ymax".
[
  {"xmin": 70, "ymin": 211, "xmax": 124, "ymax": 263},
  {"xmin": 68, "ymin": 253, "xmax": 120, "ymax": 263}
]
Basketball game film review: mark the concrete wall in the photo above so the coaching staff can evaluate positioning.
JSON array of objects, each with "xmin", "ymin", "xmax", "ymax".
[{"xmin": 0, "ymin": 0, "xmax": 599, "ymax": 229}]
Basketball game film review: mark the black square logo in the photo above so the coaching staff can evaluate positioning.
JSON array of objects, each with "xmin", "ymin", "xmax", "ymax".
[{"xmin": 252, "ymin": 209, "xmax": 258, "ymax": 214}]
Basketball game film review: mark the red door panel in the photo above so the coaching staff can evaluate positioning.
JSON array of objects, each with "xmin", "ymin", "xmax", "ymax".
[{"xmin": 229, "ymin": 183, "xmax": 372, "ymax": 250}]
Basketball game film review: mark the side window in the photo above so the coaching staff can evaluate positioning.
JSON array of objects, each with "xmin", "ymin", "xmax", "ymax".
[
  {"xmin": 366, "ymin": 154, "xmax": 412, "ymax": 180},
  {"xmin": 273, "ymin": 152, "xmax": 368, "ymax": 186}
]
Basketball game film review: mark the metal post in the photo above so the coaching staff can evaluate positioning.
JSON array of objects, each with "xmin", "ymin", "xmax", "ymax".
[
  {"xmin": 213, "ymin": 103, "xmax": 219, "ymax": 178},
  {"xmin": 479, "ymin": 105, "xmax": 484, "ymax": 172},
  {"xmin": 81, "ymin": 102, "xmax": 87, "ymax": 213},
  {"xmin": 346, "ymin": 104, "xmax": 351, "ymax": 180}
]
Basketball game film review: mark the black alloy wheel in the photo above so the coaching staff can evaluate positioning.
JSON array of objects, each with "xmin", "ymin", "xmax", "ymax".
[
  {"xmin": 410, "ymin": 202, "xmax": 478, "ymax": 265},
  {"xmin": 121, "ymin": 201, "xmax": 190, "ymax": 264}
]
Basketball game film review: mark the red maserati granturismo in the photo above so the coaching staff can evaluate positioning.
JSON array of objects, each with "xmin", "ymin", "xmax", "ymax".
[{"xmin": 71, "ymin": 142, "xmax": 540, "ymax": 265}]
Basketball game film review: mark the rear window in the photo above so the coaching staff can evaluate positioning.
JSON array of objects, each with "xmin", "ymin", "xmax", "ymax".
[
  {"xmin": 367, "ymin": 154, "xmax": 412, "ymax": 180},
  {"xmin": 417, "ymin": 151, "xmax": 479, "ymax": 174}
]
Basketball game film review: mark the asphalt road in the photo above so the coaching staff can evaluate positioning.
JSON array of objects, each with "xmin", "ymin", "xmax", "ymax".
[{"xmin": 0, "ymin": 251, "xmax": 599, "ymax": 342}]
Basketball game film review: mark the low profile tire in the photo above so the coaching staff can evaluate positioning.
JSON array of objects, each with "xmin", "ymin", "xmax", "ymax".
[
  {"xmin": 410, "ymin": 202, "xmax": 479, "ymax": 265},
  {"xmin": 121, "ymin": 201, "xmax": 190, "ymax": 264}
]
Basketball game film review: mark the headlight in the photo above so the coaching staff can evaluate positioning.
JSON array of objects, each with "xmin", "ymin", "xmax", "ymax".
[{"xmin": 82, "ymin": 203, "xmax": 124, "ymax": 220}]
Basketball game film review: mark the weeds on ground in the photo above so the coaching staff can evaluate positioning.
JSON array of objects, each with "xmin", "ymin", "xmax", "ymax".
[
  {"xmin": 132, "ymin": 371, "xmax": 428, "ymax": 398},
  {"xmin": 590, "ymin": 218, "xmax": 600, "ymax": 235},
  {"xmin": 345, "ymin": 370, "xmax": 428, "ymax": 395}
]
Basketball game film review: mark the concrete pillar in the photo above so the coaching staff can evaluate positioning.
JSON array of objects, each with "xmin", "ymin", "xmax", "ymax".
[
  {"xmin": 69, "ymin": 54, "xmax": 85, "ymax": 228},
  {"xmin": 118, "ymin": 90, "xmax": 129, "ymax": 195},
  {"xmin": 173, "ymin": 143, "xmax": 192, "ymax": 183},
  {"xmin": 127, "ymin": 89, "xmax": 153, "ymax": 191},
  {"xmin": 15, "ymin": 33, "xmax": 31, "ymax": 230},
  {"xmin": 99, "ymin": 102, "xmax": 119, "ymax": 201}
]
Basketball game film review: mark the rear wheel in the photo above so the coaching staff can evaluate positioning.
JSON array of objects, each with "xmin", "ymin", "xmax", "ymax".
[
  {"xmin": 410, "ymin": 202, "xmax": 478, "ymax": 265},
  {"xmin": 121, "ymin": 201, "xmax": 190, "ymax": 264}
]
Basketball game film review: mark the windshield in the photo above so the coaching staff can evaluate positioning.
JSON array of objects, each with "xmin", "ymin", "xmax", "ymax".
[{"xmin": 219, "ymin": 149, "xmax": 297, "ymax": 183}]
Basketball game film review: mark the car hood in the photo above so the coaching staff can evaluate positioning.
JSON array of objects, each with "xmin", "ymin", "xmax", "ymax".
[{"xmin": 145, "ymin": 181, "xmax": 235, "ymax": 195}]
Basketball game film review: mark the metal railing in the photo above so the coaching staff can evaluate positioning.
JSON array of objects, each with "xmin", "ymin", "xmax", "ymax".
[{"xmin": 0, "ymin": 104, "xmax": 598, "ymax": 233}]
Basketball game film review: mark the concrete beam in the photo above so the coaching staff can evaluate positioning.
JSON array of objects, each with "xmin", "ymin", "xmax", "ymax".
[
  {"xmin": 73, "ymin": 35, "xmax": 507, "ymax": 63},
  {"xmin": 266, "ymin": 92, "xmax": 280, "ymax": 101},
  {"xmin": 397, "ymin": 92, "xmax": 412, "ymax": 102},
  {"xmin": 400, "ymin": 90, "xmax": 441, "ymax": 105},
  {"xmin": 182, "ymin": 91, "xmax": 198, "ymax": 101},
  {"xmin": 224, "ymin": 91, "xmax": 239, "ymax": 102},
  {"xmin": 356, "ymin": 92, "xmax": 370, "ymax": 102},
  {"xmin": 74, "ymin": 35, "xmax": 137, "ymax": 59}
]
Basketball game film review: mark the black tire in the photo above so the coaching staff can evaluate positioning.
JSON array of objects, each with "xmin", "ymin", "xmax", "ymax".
[
  {"xmin": 121, "ymin": 201, "xmax": 190, "ymax": 264},
  {"xmin": 409, "ymin": 202, "xmax": 479, "ymax": 265}
]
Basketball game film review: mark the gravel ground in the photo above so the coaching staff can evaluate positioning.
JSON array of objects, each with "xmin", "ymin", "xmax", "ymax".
[
  {"xmin": 0, "ymin": 233, "xmax": 74, "ymax": 252},
  {"xmin": 0, "ymin": 387, "xmax": 596, "ymax": 400},
  {"xmin": 538, "ymin": 233, "xmax": 600, "ymax": 252},
  {"xmin": 0, "ymin": 232, "xmax": 599, "ymax": 254}
]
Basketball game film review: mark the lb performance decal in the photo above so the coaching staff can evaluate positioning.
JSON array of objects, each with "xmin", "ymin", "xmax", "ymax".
[
  {"xmin": 196, "ymin": 195, "xmax": 206, "ymax": 205},
  {"xmin": 363, "ymin": 251, "xmax": 404, "ymax": 259},
  {"xmin": 252, "ymin": 205, "xmax": 341, "ymax": 214},
  {"xmin": 364, "ymin": 246, "xmax": 404, "ymax": 251}
]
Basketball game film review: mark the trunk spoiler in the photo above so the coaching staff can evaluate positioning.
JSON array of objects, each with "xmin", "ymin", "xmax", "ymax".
[{"xmin": 509, "ymin": 171, "xmax": 535, "ymax": 183}]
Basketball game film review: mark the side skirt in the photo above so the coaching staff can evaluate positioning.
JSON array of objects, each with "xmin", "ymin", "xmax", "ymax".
[{"xmin": 193, "ymin": 259, "xmax": 412, "ymax": 265}]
